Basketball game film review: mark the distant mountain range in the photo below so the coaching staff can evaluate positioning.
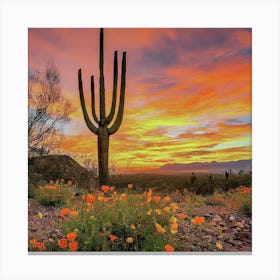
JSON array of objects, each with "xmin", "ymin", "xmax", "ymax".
[{"xmin": 158, "ymin": 159, "xmax": 252, "ymax": 174}]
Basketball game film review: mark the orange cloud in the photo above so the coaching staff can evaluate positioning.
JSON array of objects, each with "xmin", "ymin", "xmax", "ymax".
[{"xmin": 29, "ymin": 28, "xmax": 252, "ymax": 172}]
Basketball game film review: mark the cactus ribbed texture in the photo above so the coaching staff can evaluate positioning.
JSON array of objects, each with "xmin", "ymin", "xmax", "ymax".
[{"xmin": 78, "ymin": 28, "xmax": 126, "ymax": 186}]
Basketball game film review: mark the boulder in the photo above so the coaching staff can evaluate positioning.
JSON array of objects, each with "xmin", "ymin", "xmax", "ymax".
[{"xmin": 28, "ymin": 155, "xmax": 96, "ymax": 189}]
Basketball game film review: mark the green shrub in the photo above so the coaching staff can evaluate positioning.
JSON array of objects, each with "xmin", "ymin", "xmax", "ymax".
[
  {"xmin": 185, "ymin": 183, "xmax": 214, "ymax": 196},
  {"xmin": 241, "ymin": 201, "xmax": 252, "ymax": 216},
  {"xmin": 60, "ymin": 190, "xmax": 180, "ymax": 251},
  {"xmin": 33, "ymin": 185, "xmax": 73, "ymax": 206},
  {"xmin": 204, "ymin": 195, "xmax": 225, "ymax": 206}
]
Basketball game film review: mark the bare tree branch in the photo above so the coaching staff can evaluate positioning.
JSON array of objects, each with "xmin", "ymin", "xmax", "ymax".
[{"xmin": 28, "ymin": 62, "xmax": 72, "ymax": 157}]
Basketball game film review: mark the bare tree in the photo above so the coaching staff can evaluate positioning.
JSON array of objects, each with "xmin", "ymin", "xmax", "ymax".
[{"xmin": 28, "ymin": 62, "xmax": 71, "ymax": 157}]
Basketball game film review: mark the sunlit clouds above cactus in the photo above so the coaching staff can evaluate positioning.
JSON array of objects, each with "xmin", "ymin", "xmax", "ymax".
[{"xmin": 28, "ymin": 28, "xmax": 252, "ymax": 173}]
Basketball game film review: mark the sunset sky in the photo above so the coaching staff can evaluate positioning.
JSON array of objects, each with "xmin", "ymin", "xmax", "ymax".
[{"xmin": 28, "ymin": 28, "xmax": 252, "ymax": 173}]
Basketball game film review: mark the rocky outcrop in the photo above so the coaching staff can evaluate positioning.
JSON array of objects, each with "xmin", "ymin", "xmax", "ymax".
[{"xmin": 28, "ymin": 155, "xmax": 96, "ymax": 189}]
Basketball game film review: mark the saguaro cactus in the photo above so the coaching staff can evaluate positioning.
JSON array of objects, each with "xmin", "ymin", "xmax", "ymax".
[{"xmin": 78, "ymin": 28, "xmax": 126, "ymax": 186}]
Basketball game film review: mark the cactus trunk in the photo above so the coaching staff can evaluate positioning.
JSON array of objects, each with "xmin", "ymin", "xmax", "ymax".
[
  {"xmin": 78, "ymin": 28, "xmax": 126, "ymax": 187},
  {"xmin": 98, "ymin": 127, "xmax": 109, "ymax": 186}
]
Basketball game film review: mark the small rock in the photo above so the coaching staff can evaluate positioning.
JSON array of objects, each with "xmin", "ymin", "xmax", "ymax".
[
  {"xmin": 235, "ymin": 221, "xmax": 244, "ymax": 228},
  {"xmin": 212, "ymin": 215, "xmax": 222, "ymax": 223},
  {"xmin": 235, "ymin": 232, "xmax": 249, "ymax": 240},
  {"xmin": 205, "ymin": 228, "xmax": 216, "ymax": 235},
  {"xmin": 229, "ymin": 215, "xmax": 235, "ymax": 222},
  {"xmin": 221, "ymin": 227, "xmax": 230, "ymax": 233}
]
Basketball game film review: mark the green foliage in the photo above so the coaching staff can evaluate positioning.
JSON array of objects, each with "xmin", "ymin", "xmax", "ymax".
[
  {"xmin": 230, "ymin": 191, "xmax": 252, "ymax": 217},
  {"xmin": 60, "ymin": 191, "xmax": 178, "ymax": 251},
  {"xmin": 204, "ymin": 194, "xmax": 226, "ymax": 206},
  {"xmin": 33, "ymin": 185, "xmax": 73, "ymax": 206},
  {"xmin": 185, "ymin": 183, "xmax": 214, "ymax": 196},
  {"xmin": 111, "ymin": 173, "xmax": 251, "ymax": 195},
  {"xmin": 240, "ymin": 201, "xmax": 252, "ymax": 217}
]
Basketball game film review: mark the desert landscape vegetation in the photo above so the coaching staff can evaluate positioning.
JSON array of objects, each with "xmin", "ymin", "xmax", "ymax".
[{"xmin": 28, "ymin": 28, "xmax": 252, "ymax": 252}]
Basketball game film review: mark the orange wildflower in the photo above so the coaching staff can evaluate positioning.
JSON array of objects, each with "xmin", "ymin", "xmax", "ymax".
[
  {"xmin": 178, "ymin": 213, "xmax": 186, "ymax": 220},
  {"xmin": 97, "ymin": 195, "xmax": 105, "ymax": 202},
  {"xmin": 145, "ymin": 197, "xmax": 152, "ymax": 204},
  {"xmin": 61, "ymin": 208, "xmax": 70, "ymax": 217},
  {"xmin": 68, "ymin": 241, "xmax": 78, "ymax": 251},
  {"xmin": 152, "ymin": 196, "xmax": 161, "ymax": 203},
  {"xmin": 66, "ymin": 232, "xmax": 77, "ymax": 241},
  {"xmin": 165, "ymin": 244, "xmax": 174, "ymax": 252},
  {"xmin": 238, "ymin": 186, "xmax": 252, "ymax": 193},
  {"xmin": 101, "ymin": 185, "xmax": 110, "ymax": 193},
  {"xmin": 120, "ymin": 193, "xmax": 127, "ymax": 201},
  {"xmin": 170, "ymin": 216, "xmax": 177, "ymax": 223},
  {"xmin": 67, "ymin": 180, "xmax": 73, "ymax": 186},
  {"xmin": 144, "ymin": 188, "xmax": 153, "ymax": 204},
  {"xmin": 163, "ymin": 207, "xmax": 170, "ymax": 213},
  {"xmin": 86, "ymin": 194, "xmax": 95, "ymax": 203},
  {"xmin": 69, "ymin": 210, "xmax": 79, "ymax": 218},
  {"xmin": 128, "ymin": 184, "xmax": 133, "ymax": 189},
  {"xmin": 170, "ymin": 223, "xmax": 178, "ymax": 230},
  {"xmin": 58, "ymin": 238, "xmax": 68, "ymax": 249},
  {"xmin": 110, "ymin": 186, "xmax": 115, "ymax": 192},
  {"xmin": 155, "ymin": 223, "xmax": 166, "ymax": 234},
  {"xmin": 163, "ymin": 195, "xmax": 171, "ymax": 203},
  {"xmin": 170, "ymin": 223, "xmax": 178, "ymax": 234},
  {"xmin": 154, "ymin": 209, "xmax": 161, "ymax": 215},
  {"xmin": 82, "ymin": 194, "xmax": 86, "ymax": 202},
  {"xmin": 30, "ymin": 239, "xmax": 38, "ymax": 249},
  {"xmin": 109, "ymin": 234, "xmax": 117, "ymax": 241},
  {"xmin": 191, "ymin": 216, "xmax": 205, "ymax": 225},
  {"xmin": 37, "ymin": 242, "xmax": 46, "ymax": 251},
  {"xmin": 170, "ymin": 203, "xmax": 179, "ymax": 213}
]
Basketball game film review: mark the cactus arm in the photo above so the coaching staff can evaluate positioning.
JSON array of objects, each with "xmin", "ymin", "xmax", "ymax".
[
  {"xmin": 108, "ymin": 52, "xmax": 126, "ymax": 135},
  {"xmin": 78, "ymin": 69, "xmax": 99, "ymax": 135},
  {"xmin": 106, "ymin": 51, "xmax": 118, "ymax": 123},
  {"xmin": 99, "ymin": 28, "xmax": 106, "ymax": 122},
  {"xmin": 91, "ymin": 75, "xmax": 100, "ymax": 124}
]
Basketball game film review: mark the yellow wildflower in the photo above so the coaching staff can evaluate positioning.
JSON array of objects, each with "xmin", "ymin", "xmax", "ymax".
[
  {"xmin": 170, "ymin": 203, "xmax": 179, "ymax": 213},
  {"xmin": 170, "ymin": 223, "xmax": 178, "ymax": 234},
  {"xmin": 69, "ymin": 210, "xmax": 79, "ymax": 218},
  {"xmin": 126, "ymin": 237, "xmax": 133, "ymax": 244},
  {"xmin": 216, "ymin": 242, "xmax": 223, "ymax": 250},
  {"xmin": 170, "ymin": 216, "xmax": 177, "ymax": 223}
]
